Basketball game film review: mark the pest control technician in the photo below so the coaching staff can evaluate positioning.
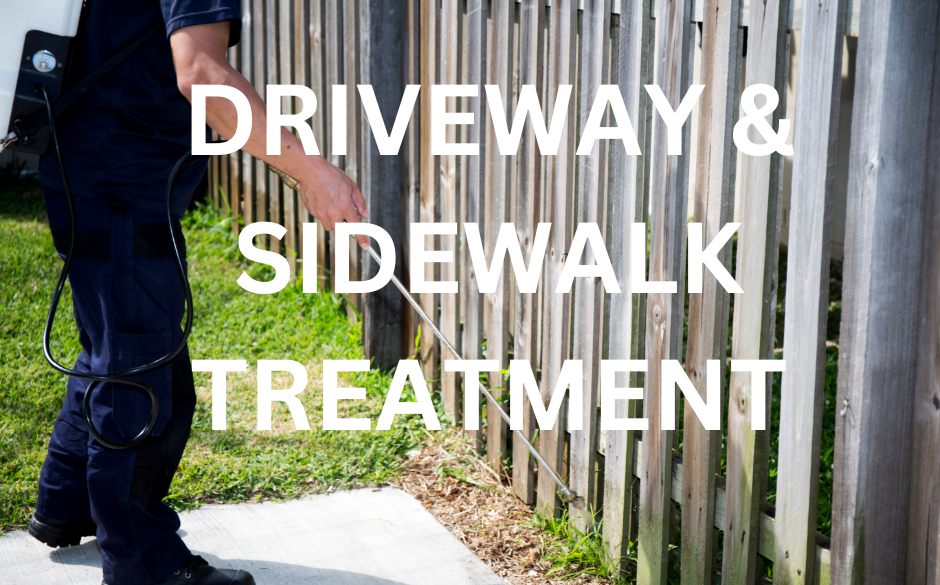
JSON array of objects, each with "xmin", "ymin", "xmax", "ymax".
[{"xmin": 28, "ymin": 1, "xmax": 369, "ymax": 584}]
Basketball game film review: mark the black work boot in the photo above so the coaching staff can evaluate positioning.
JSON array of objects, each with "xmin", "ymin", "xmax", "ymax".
[
  {"xmin": 150, "ymin": 555, "xmax": 256, "ymax": 585},
  {"xmin": 28, "ymin": 513, "xmax": 97, "ymax": 548}
]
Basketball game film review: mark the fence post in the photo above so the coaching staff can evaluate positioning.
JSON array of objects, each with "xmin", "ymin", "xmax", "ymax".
[
  {"xmin": 831, "ymin": 0, "xmax": 940, "ymax": 581},
  {"xmin": 357, "ymin": 0, "xmax": 405, "ymax": 370}
]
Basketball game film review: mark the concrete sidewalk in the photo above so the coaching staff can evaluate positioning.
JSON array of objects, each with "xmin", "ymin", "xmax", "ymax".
[{"xmin": 0, "ymin": 488, "xmax": 506, "ymax": 585}]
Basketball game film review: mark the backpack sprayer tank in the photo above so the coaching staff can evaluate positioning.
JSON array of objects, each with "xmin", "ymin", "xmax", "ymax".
[{"xmin": 1, "ymin": 0, "xmax": 85, "ymax": 154}]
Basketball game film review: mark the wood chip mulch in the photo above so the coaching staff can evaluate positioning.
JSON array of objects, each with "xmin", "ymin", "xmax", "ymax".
[{"xmin": 385, "ymin": 436, "xmax": 619, "ymax": 585}]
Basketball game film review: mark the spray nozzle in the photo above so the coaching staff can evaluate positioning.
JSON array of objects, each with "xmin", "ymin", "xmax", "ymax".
[{"xmin": 0, "ymin": 132, "xmax": 17, "ymax": 153}]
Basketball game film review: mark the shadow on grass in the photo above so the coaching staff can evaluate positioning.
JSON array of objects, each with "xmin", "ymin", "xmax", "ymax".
[{"xmin": 0, "ymin": 175, "xmax": 46, "ymax": 222}]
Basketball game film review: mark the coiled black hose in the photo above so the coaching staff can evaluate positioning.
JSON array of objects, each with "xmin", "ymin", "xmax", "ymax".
[{"xmin": 40, "ymin": 84, "xmax": 197, "ymax": 450}]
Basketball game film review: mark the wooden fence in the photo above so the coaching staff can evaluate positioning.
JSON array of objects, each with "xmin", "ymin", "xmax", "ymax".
[{"xmin": 208, "ymin": 0, "xmax": 940, "ymax": 583}]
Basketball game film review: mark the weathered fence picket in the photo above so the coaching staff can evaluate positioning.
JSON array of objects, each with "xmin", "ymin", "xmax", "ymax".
[
  {"xmin": 774, "ymin": 0, "xmax": 845, "ymax": 582},
  {"xmin": 831, "ymin": 0, "xmax": 940, "ymax": 582},
  {"xmin": 279, "ymin": 0, "xmax": 296, "ymax": 273},
  {"xmin": 601, "ymin": 0, "xmax": 652, "ymax": 571},
  {"xmin": 292, "ymin": 0, "xmax": 308, "ymax": 266},
  {"xmin": 306, "ymin": 0, "xmax": 327, "ymax": 286},
  {"xmin": 509, "ymin": 0, "xmax": 543, "ymax": 505},
  {"xmin": 418, "ymin": 0, "xmax": 440, "ymax": 391},
  {"xmin": 723, "ymin": 0, "xmax": 790, "ymax": 582},
  {"xmin": 324, "ymin": 0, "xmax": 340, "ymax": 292},
  {"xmin": 207, "ymin": 1, "xmax": 940, "ymax": 582},
  {"xmin": 637, "ymin": 0, "xmax": 694, "ymax": 579},
  {"xmin": 681, "ymin": 0, "xmax": 741, "ymax": 582},
  {"xmin": 536, "ymin": 0, "xmax": 576, "ymax": 521},
  {"xmin": 482, "ymin": 0, "xmax": 513, "ymax": 476},
  {"xmin": 402, "ymin": 0, "xmax": 420, "ymax": 359},
  {"xmin": 265, "ymin": 0, "xmax": 281, "ymax": 255},
  {"xmin": 569, "ymin": 0, "xmax": 610, "ymax": 533},
  {"xmin": 239, "ymin": 0, "xmax": 253, "ymax": 226},
  {"xmin": 342, "ymin": 0, "xmax": 360, "ymax": 319},
  {"xmin": 227, "ymin": 32, "xmax": 241, "ymax": 232},
  {"xmin": 460, "ymin": 0, "xmax": 486, "ymax": 451},
  {"xmin": 440, "ymin": 0, "xmax": 460, "ymax": 423},
  {"xmin": 252, "ymin": 0, "xmax": 267, "ymax": 246},
  {"xmin": 208, "ymin": 140, "xmax": 217, "ymax": 207}
]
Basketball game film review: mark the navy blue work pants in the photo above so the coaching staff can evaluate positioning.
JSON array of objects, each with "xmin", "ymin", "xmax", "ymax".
[{"xmin": 36, "ymin": 188, "xmax": 195, "ymax": 585}]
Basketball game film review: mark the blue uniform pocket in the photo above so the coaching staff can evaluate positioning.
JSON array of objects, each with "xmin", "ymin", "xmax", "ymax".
[
  {"xmin": 109, "ymin": 339, "xmax": 173, "ymax": 438},
  {"xmin": 107, "ymin": 275, "xmax": 173, "ymax": 438}
]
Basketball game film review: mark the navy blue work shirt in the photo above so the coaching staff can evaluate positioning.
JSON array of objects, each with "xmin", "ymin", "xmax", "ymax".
[{"xmin": 39, "ymin": 0, "xmax": 241, "ymax": 216}]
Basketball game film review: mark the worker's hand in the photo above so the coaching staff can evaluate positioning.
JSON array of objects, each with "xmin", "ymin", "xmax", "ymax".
[
  {"xmin": 169, "ymin": 22, "xmax": 371, "ymax": 248},
  {"xmin": 296, "ymin": 156, "xmax": 370, "ymax": 248}
]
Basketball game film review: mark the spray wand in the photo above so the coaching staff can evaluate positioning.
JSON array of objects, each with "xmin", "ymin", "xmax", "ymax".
[{"xmin": 270, "ymin": 166, "xmax": 584, "ymax": 508}]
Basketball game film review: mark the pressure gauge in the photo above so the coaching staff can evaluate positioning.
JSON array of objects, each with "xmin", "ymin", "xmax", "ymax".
[{"xmin": 32, "ymin": 50, "xmax": 57, "ymax": 73}]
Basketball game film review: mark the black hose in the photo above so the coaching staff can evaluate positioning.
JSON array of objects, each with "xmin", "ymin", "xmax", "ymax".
[{"xmin": 40, "ymin": 85, "xmax": 197, "ymax": 450}]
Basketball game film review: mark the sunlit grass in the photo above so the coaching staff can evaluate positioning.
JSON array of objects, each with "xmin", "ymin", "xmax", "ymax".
[{"xmin": 0, "ymin": 175, "xmax": 423, "ymax": 530}]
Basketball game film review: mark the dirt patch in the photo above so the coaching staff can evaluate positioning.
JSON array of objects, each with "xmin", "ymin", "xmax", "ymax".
[{"xmin": 387, "ymin": 435, "xmax": 619, "ymax": 585}]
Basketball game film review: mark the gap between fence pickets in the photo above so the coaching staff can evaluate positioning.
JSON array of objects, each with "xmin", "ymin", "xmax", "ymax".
[
  {"xmin": 601, "ymin": 0, "xmax": 860, "ymax": 36},
  {"xmin": 490, "ymin": 0, "xmax": 861, "ymax": 34},
  {"xmin": 611, "ymin": 433, "xmax": 833, "ymax": 582}
]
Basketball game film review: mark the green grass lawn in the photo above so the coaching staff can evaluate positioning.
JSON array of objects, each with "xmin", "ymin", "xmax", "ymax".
[
  {"xmin": 0, "ymin": 175, "xmax": 424, "ymax": 532},
  {"xmin": 0, "ymin": 167, "xmax": 841, "ymax": 584}
]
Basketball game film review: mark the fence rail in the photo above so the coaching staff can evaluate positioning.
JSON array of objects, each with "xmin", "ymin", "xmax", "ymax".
[{"xmin": 208, "ymin": 0, "xmax": 940, "ymax": 582}]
